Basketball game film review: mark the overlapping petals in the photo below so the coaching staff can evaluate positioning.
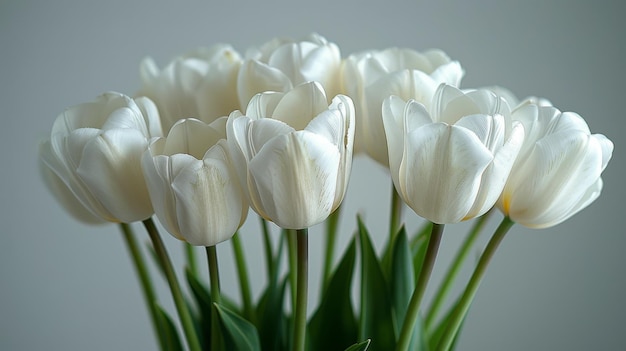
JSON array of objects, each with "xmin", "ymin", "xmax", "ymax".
[
  {"xmin": 237, "ymin": 33, "xmax": 341, "ymax": 110},
  {"xmin": 227, "ymin": 82, "xmax": 354, "ymax": 229},
  {"xmin": 499, "ymin": 103, "xmax": 613, "ymax": 228},
  {"xmin": 341, "ymin": 48, "xmax": 464, "ymax": 166},
  {"xmin": 139, "ymin": 45, "xmax": 242, "ymax": 132},
  {"xmin": 38, "ymin": 92, "xmax": 162, "ymax": 223},
  {"xmin": 142, "ymin": 118, "xmax": 247, "ymax": 245},
  {"xmin": 383, "ymin": 84, "xmax": 524, "ymax": 223}
]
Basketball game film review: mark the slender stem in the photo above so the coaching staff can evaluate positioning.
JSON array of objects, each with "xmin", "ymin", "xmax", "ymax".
[
  {"xmin": 389, "ymin": 182, "xmax": 403, "ymax": 242},
  {"xmin": 185, "ymin": 242, "xmax": 198, "ymax": 277},
  {"xmin": 231, "ymin": 233, "xmax": 253, "ymax": 320},
  {"xmin": 119, "ymin": 223, "xmax": 165, "ymax": 351},
  {"xmin": 287, "ymin": 229, "xmax": 298, "ymax": 315},
  {"xmin": 206, "ymin": 246, "xmax": 221, "ymax": 304},
  {"xmin": 396, "ymin": 223, "xmax": 445, "ymax": 351},
  {"xmin": 425, "ymin": 212, "xmax": 492, "ymax": 329},
  {"xmin": 322, "ymin": 205, "xmax": 342, "ymax": 294},
  {"xmin": 142, "ymin": 218, "xmax": 202, "ymax": 351},
  {"xmin": 293, "ymin": 228, "xmax": 309, "ymax": 351},
  {"xmin": 436, "ymin": 217, "xmax": 515, "ymax": 351},
  {"xmin": 260, "ymin": 217, "xmax": 274, "ymax": 278},
  {"xmin": 206, "ymin": 245, "xmax": 223, "ymax": 351}
]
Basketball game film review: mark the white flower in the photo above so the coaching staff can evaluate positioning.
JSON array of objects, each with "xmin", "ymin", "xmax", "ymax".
[
  {"xmin": 341, "ymin": 48, "xmax": 464, "ymax": 166},
  {"xmin": 38, "ymin": 92, "xmax": 162, "ymax": 223},
  {"xmin": 237, "ymin": 33, "xmax": 341, "ymax": 109},
  {"xmin": 227, "ymin": 82, "xmax": 354, "ymax": 229},
  {"xmin": 138, "ymin": 45, "xmax": 242, "ymax": 132},
  {"xmin": 382, "ymin": 84, "xmax": 524, "ymax": 224},
  {"xmin": 499, "ymin": 103, "xmax": 613, "ymax": 228},
  {"xmin": 142, "ymin": 118, "xmax": 248, "ymax": 246},
  {"xmin": 38, "ymin": 149, "xmax": 104, "ymax": 224}
]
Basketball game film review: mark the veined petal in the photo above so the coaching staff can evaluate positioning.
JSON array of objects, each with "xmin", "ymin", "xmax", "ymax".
[
  {"xmin": 142, "ymin": 146, "xmax": 197, "ymax": 240},
  {"xmin": 170, "ymin": 142, "xmax": 244, "ymax": 246},
  {"xmin": 430, "ymin": 61, "xmax": 464, "ymax": 86},
  {"xmin": 77, "ymin": 128, "xmax": 152, "ymax": 222},
  {"xmin": 164, "ymin": 118, "xmax": 224, "ymax": 158},
  {"xmin": 134, "ymin": 96, "xmax": 163, "ymax": 138},
  {"xmin": 247, "ymin": 131, "xmax": 340, "ymax": 229},
  {"xmin": 271, "ymin": 81, "xmax": 328, "ymax": 130},
  {"xmin": 246, "ymin": 91, "xmax": 285, "ymax": 119},
  {"xmin": 504, "ymin": 132, "xmax": 604, "ymax": 227},
  {"xmin": 465, "ymin": 121, "xmax": 525, "ymax": 218},
  {"xmin": 39, "ymin": 142, "xmax": 103, "ymax": 224},
  {"xmin": 237, "ymin": 60, "xmax": 293, "ymax": 109},
  {"xmin": 399, "ymin": 123, "xmax": 493, "ymax": 223}
]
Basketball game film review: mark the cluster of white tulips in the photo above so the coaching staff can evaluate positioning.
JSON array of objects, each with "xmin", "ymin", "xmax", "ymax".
[{"xmin": 39, "ymin": 33, "xmax": 613, "ymax": 351}]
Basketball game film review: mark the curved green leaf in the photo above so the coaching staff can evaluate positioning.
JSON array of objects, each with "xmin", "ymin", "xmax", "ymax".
[
  {"xmin": 309, "ymin": 239, "xmax": 358, "ymax": 350},
  {"xmin": 215, "ymin": 303, "xmax": 261, "ymax": 351},
  {"xmin": 155, "ymin": 304, "xmax": 184, "ymax": 351},
  {"xmin": 358, "ymin": 216, "xmax": 396, "ymax": 350},
  {"xmin": 343, "ymin": 339, "xmax": 371, "ymax": 351}
]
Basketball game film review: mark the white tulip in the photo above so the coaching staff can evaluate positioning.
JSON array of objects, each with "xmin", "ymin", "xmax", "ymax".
[
  {"xmin": 341, "ymin": 48, "xmax": 464, "ymax": 166},
  {"xmin": 237, "ymin": 33, "xmax": 341, "ymax": 109},
  {"xmin": 227, "ymin": 82, "xmax": 354, "ymax": 229},
  {"xmin": 138, "ymin": 45, "xmax": 242, "ymax": 132},
  {"xmin": 382, "ymin": 84, "xmax": 524, "ymax": 224},
  {"xmin": 38, "ymin": 92, "xmax": 162, "ymax": 223},
  {"xmin": 38, "ymin": 147, "xmax": 105, "ymax": 224},
  {"xmin": 142, "ymin": 118, "xmax": 248, "ymax": 246},
  {"xmin": 499, "ymin": 103, "xmax": 613, "ymax": 228}
]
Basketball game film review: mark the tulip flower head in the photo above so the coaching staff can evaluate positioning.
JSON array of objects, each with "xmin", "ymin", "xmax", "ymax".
[
  {"xmin": 227, "ymin": 82, "xmax": 354, "ymax": 229},
  {"xmin": 237, "ymin": 33, "xmax": 341, "ymax": 110},
  {"xmin": 142, "ymin": 118, "xmax": 248, "ymax": 246},
  {"xmin": 382, "ymin": 84, "xmax": 525, "ymax": 224},
  {"xmin": 138, "ymin": 45, "xmax": 242, "ymax": 132},
  {"xmin": 38, "ymin": 92, "xmax": 162, "ymax": 223},
  {"xmin": 341, "ymin": 48, "xmax": 464, "ymax": 166},
  {"xmin": 499, "ymin": 103, "xmax": 613, "ymax": 228}
]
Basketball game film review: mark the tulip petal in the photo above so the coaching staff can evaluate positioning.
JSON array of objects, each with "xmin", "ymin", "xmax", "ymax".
[
  {"xmin": 271, "ymin": 82, "xmax": 328, "ymax": 130},
  {"xmin": 170, "ymin": 142, "xmax": 244, "ymax": 246},
  {"xmin": 39, "ymin": 142, "xmax": 104, "ymax": 224},
  {"xmin": 505, "ymin": 132, "xmax": 605, "ymax": 228},
  {"xmin": 164, "ymin": 118, "xmax": 224, "ymax": 159},
  {"xmin": 237, "ymin": 60, "xmax": 293, "ymax": 108},
  {"xmin": 248, "ymin": 131, "xmax": 340, "ymax": 229},
  {"xmin": 400, "ymin": 123, "xmax": 493, "ymax": 223},
  {"xmin": 77, "ymin": 128, "xmax": 152, "ymax": 222}
]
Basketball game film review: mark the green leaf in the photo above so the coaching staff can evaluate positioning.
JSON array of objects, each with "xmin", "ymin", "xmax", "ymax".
[
  {"xmin": 358, "ymin": 216, "xmax": 396, "ymax": 350},
  {"xmin": 309, "ymin": 239, "xmax": 358, "ymax": 351},
  {"xmin": 390, "ymin": 227, "xmax": 414, "ymax": 333},
  {"xmin": 215, "ymin": 303, "xmax": 262, "ymax": 351},
  {"xmin": 343, "ymin": 339, "xmax": 371, "ymax": 351},
  {"xmin": 185, "ymin": 269, "xmax": 212, "ymax": 348},
  {"xmin": 155, "ymin": 304, "xmax": 184, "ymax": 351},
  {"xmin": 255, "ymin": 277, "xmax": 288, "ymax": 351}
]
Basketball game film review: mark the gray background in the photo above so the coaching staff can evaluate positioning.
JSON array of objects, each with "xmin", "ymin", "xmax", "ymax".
[{"xmin": 1, "ymin": 0, "xmax": 624, "ymax": 350}]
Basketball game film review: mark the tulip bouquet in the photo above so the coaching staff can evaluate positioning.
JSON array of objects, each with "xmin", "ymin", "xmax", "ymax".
[{"xmin": 39, "ymin": 33, "xmax": 613, "ymax": 351}]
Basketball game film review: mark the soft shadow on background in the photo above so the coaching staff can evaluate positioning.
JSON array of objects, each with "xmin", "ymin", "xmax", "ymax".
[{"xmin": 1, "ymin": 1, "xmax": 624, "ymax": 350}]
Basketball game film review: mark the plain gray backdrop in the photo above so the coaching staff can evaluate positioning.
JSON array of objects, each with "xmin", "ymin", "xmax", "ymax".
[{"xmin": 1, "ymin": 1, "xmax": 624, "ymax": 350}]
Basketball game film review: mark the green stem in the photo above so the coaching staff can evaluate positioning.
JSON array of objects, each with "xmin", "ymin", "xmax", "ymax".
[
  {"xmin": 396, "ymin": 223, "xmax": 444, "ymax": 351},
  {"xmin": 435, "ymin": 217, "xmax": 515, "ymax": 351},
  {"xmin": 119, "ymin": 223, "xmax": 165, "ymax": 351},
  {"xmin": 287, "ymin": 229, "xmax": 298, "ymax": 315},
  {"xmin": 293, "ymin": 228, "xmax": 309, "ymax": 351},
  {"xmin": 231, "ymin": 233, "xmax": 253, "ymax": 320},
  {"xmin": 206, "ymin": 245, "xmax": 223, "ymax": 351},
  {"xmin": 142, "ymin": 218, "xmax": 202, "ymax": 351},
  {"xmin": 425, "ymin": 212, "xmax": 491, "ymax": 329},
  {"xmin": 185, "ymin": 242, "xmax": 198, "ymax": 277},
  {"xmin": 389, "ymin": 182, "xmax": 403, "ymax": 242},
  {"xmin": 322, "ymin": 205, "xmax": 342, "ymax": 295},
  {"xmin": 260, "ymin": 217, "xmax": 274, "ymax": 278}
]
